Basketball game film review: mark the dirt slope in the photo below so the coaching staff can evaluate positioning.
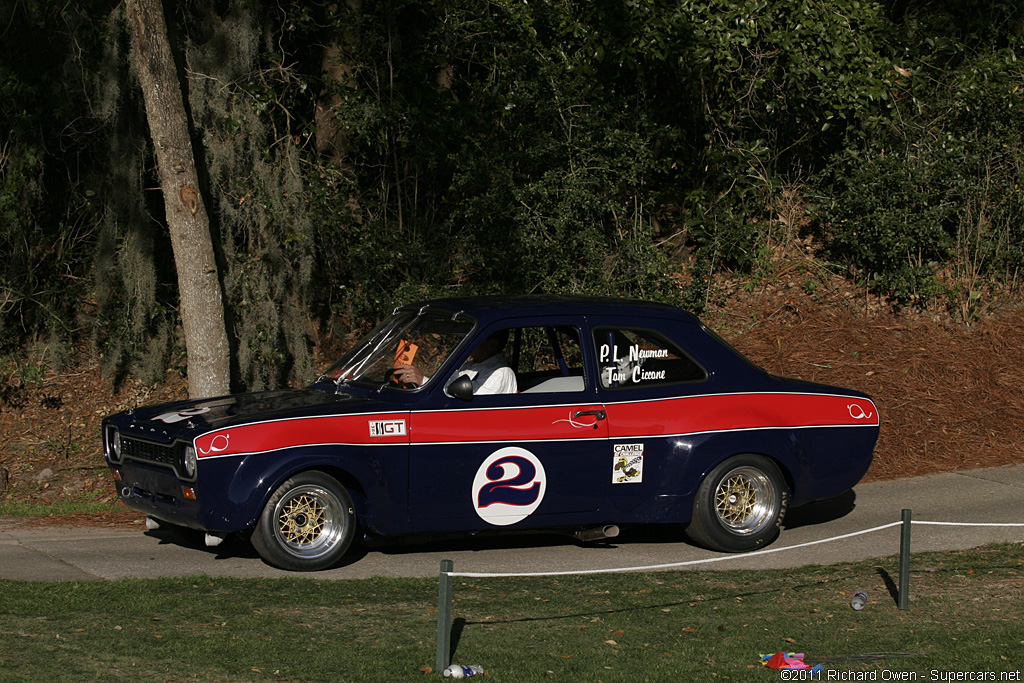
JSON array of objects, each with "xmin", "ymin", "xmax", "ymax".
[{"xmin": 708, "ymin": 277, "xmax": 1024, "ymax": 482}]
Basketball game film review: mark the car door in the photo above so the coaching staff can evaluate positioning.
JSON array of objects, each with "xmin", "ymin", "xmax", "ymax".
[
  {"xmin": 591, "ymin": 319, "xmax": 712, "ymax": 519},
  {"xmin": 406, "ymin": 317, "xmax": 613, "ymax": 530}
]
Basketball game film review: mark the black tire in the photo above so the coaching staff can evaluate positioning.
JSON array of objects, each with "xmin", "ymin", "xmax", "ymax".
[
  {"xmin": 686, "ymin": 454, "xmax": 788, "ymax": 553},
  {"xmin": 251, "ymin": 471, "xmax": 356, "ymax": 571}
]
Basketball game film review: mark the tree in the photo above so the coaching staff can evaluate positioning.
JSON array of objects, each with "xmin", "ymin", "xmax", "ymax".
[{"xmin": 125, "ymin": 0, "xmax": 230, "ymax": 398}]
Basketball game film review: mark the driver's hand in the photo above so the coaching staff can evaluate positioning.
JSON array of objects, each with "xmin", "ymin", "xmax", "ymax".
[{"xmin": 393, "ymin": 364, "xmax": 424, "ymax": 386}]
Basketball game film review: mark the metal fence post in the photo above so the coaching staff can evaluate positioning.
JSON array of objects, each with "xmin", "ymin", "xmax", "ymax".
[
  {"xmin": 436, "ymin": 559, "xmax": 454, "ymax": 671},
  {"xmin": 898, "ymin": 509, "xmax": 912, "ymax": 610}
]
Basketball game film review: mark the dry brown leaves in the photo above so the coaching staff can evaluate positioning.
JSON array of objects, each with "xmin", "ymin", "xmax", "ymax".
[{"xmin": 715, "ymin": 283, "xmax": 1024, "ymax": 481}]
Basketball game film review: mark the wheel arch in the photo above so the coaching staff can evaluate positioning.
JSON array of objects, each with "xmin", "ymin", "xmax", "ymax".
[
  {"xmin": 308, "ymin": 465, "xmax": 369, "ymax": 521},
  {"xmin": 224, "ymin": 448, "xmax": 383, "ymax": 532},
  {"xmin": 680, "ymin": 430, "xmax": 802, "ymax": 504},
  {"xmin": 684, "ymin": 449, "xmax": 794, "ymax": 517}
]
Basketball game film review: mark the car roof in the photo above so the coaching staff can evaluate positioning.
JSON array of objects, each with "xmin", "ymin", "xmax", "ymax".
[{"xmin": 398, "ymin": 295, "xmax": 701, "ymax": 326}]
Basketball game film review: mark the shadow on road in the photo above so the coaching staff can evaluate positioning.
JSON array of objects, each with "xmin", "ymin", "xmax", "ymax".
[
  {"xmin": 139, "ymin": 488, "xmax": 859, "ymax": 571},
  {"xmin": 784, "ymin": 490, "xmax": 857, "ymax": 530}
]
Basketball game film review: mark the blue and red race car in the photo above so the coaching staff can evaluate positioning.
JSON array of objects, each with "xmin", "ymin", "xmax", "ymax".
[{"xmin": 102, "ymin": 296, "xmax": 879, "ymax": 571}]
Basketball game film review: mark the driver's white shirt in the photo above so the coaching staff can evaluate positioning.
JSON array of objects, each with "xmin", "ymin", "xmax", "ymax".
[{"xmin": 454, "ymin": 352, "xmax": 517, "ymax": 395}]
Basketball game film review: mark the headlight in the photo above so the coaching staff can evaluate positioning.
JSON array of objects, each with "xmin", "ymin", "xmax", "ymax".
[
  {"xmin": 183, "ymin": 445, "xmax": 197, "ymax": 478},
  {"xmin": 108, "ymin": 428, "xmax": 122, "ymax": 462}
]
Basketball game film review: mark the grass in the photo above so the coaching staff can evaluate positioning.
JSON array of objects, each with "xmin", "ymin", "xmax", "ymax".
[
  {"xmin": 0, "ymin": 544, "xmax": 1021, "ymax": 682},
  {"xmin": 0, "ymin": 497, "xmax": 122, "ymax": 517}
]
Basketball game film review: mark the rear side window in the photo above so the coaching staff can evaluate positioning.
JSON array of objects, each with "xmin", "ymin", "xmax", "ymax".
[{"xmin": 593, "ymin": 327, "xmax": 707, "ymax": 389}]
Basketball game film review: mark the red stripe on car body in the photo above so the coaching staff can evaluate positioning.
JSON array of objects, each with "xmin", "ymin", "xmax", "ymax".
[
  {"xmin": 194, "ymin": 392, "xmax": 877, "ymax": 459},
  {"xmin": 604, "ymin": 392, "xmax": 878, "ymax": 439}
]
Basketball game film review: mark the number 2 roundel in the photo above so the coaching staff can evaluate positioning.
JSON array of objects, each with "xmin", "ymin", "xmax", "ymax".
[{"xmin": 472, "ymin": 447, "xmax": 547, "ymax": 526}]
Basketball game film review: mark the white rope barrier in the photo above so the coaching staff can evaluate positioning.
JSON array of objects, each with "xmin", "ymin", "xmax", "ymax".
[
  {"xmin": 912, "ymin": 521, "xmax": 1024, "ymax": 527},
  {"xmin": 447, "ymin": 521, "xmax": 904, "ymax": 578},
  {"xmin": 446, "ymin": 519, "xmax": 1024, "ymax": 579},
  {"xmin": 434, "ymin": 512, "xmax": 1024, "ymax": 668}
]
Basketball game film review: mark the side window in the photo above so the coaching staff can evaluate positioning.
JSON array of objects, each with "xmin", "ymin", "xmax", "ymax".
[
  {"xmin": 512, "ymin": 326, "xmax": 586, "ymax": 393},
  {"xmin": 593, "ymin": 327, "xmax": 707, "ymax": 389}
]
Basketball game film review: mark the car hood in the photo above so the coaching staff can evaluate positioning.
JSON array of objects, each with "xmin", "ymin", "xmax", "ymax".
[{"xmin": 106, "ymin": 388, "xmax": 387, "ymax": 443}]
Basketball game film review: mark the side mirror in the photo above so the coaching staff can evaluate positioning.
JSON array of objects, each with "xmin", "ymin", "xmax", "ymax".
[{"xmin": 446, "ymin": 375, "xmax": 474, "ymax": 401}]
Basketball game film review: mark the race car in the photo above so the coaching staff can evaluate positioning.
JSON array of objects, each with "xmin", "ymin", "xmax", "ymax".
[{"xmin": 102, "ymin": 296, "xmax": 879, "ymax": 571}]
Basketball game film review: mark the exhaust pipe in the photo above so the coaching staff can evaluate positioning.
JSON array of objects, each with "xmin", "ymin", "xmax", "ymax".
[
  {"xmin": 204, "ymin": 533, "xmax": 226, "ymax": 547},
  {"xmin": 573, "ymin": 525, "xmax": 620, "ymax": 542}
]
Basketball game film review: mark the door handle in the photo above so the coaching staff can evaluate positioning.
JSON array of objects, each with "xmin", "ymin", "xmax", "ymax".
[{"xmin": 572, "ymin": 409, "xmax": 606, "ymax": 421}]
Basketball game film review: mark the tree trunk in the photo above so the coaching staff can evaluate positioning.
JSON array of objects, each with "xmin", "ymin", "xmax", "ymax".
[{"xmin": 126, "ymin": 0, "xmax": 231, "ymax": 399}]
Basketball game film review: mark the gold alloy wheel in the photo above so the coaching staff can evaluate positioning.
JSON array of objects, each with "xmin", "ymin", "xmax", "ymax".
[
  {"xmin": 271, "ymin": 484, "xmax": 347, "ymax": 560},
  {"xmin": 278, "ymin": 493, "xmax": 327, "ymax": 545},
  {"xmin": 713, "ymin": 466, "xmax": 776, "ymax": 535}
]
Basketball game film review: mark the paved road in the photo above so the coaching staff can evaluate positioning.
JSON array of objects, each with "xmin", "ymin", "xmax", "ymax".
[{"xmin": 2, "ymin": 464, "xmax": 1022, "ymax": 581}]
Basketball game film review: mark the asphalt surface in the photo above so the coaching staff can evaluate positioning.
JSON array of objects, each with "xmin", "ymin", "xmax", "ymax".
[{"xmin": 1, "ymin": 464, "xmax": 1022, "ymax": 581}]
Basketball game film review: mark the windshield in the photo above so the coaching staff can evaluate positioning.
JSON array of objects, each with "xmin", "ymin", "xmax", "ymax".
[{"xmin": 322, "ymin": 310, "xmax": 475, "ymax": 388}]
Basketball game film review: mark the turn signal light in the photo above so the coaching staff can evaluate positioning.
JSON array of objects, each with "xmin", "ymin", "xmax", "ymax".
[{"xmin": 181, "ymin": 486, "xmax": 197, "ymax": 501}]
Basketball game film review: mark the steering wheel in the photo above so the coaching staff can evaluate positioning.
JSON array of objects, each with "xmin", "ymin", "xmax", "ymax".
[{"xmin": 384, "ymin": 368, "xmax": 418, "ymax": 390}]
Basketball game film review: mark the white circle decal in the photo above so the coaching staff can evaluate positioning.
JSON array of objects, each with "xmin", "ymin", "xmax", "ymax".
[
  {"xmin": 199, "ymin": 433, "xmax": 230, "ymax": 456},
  {"xmin": 471, "ymin": 447, "xmax": 547, "ymax": 526},
  {"xmin": 153, "ymin": 407, "xmax": 211, "ymax": 424}
]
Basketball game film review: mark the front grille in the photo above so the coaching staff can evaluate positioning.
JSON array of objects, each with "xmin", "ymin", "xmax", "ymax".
[{"xmin": 122, "ymin": 436, "xmax": 179, "ymax": 467}]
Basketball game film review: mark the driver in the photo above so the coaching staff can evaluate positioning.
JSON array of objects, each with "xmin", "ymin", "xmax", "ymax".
[{"xmin": 393, "ymin": 329, "xmax": 517, "ymax": 395}]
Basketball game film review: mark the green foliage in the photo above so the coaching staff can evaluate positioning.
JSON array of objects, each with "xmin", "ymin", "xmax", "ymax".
[
  {"xmin": 677, "ymin": 0, "xmax": 896, "ymax": 267},
  {"xmin": 681, "ymin": 0, "xmax": 895, "ymax": 153},
  {"xmin": 184, "ymin": 2, "xmax": 317, "ymax": 390},
  {"xmin": 434, "ymin": 14, "xmax": 673, "ymax": 299},
  {"xmin": 307, "ymin": 0, "xmax": 682, "ymax": 327},
  {"xmin": 818, "ymin": 150, "xmax": 953, "ymax": 303},
  {"xmin": 88, "ymin": 7, "xmax": 178, "ymax": 387},
  {"xmin": 817, "ymin": 3, "xmax": 1024, "ymax": 309},
  {"xmin": 0, "ymin": 3, "xmax": 102, "ymax": 353},
  {"xmin": 4, "ymin": 0, "xmax": 1024, "ymax": 388},
  {"xmin": 549, "ymin": 0, "xmax": 899, "ymax": 277}
]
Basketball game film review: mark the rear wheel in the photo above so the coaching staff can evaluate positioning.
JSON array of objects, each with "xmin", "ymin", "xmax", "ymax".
[
  {"xmin": 251, "ymin": 471, "xmax": 356, "ymax": 571},
  {"xmin": 686, "ymin": 454, "xmax": 787, "ymax": 553}
]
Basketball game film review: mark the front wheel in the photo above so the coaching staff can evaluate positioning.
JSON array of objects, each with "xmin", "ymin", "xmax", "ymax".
[
  {"xmin": 686, "ymin": 454, "xmax": 787, "ymax": 553},
  {"xmin": 251, "ymin": 471, "xmax": 356, "ymax": 571}
]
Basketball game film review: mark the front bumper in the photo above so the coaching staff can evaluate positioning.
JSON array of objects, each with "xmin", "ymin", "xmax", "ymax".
[{"xmin": 110, "ymin": 458, "xmax": 206, "ymax": 531}]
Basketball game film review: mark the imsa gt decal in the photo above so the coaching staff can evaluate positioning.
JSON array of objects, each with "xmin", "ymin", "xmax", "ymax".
[{"xmin": 369, "ymin": 419, "xmax": 407, "ymax": 437}]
